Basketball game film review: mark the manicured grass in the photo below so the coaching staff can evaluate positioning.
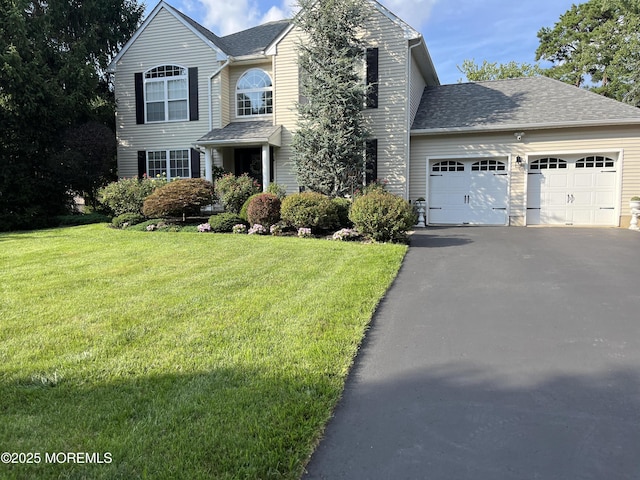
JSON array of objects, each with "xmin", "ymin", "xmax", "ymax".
[{"xmin": 0, "ymin": 224, "xmax": 406, "ymax": 479}]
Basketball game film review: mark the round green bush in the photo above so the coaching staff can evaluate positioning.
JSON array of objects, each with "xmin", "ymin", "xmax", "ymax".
[
  {"xmin": 239, "ymin": 193, "xmax": 261, "ymax": 221},
  {"xmin": 99, "ymin": 176, "xmax": 167, "ymax": 216},
  {"xmin": 247, "ymin": 193, "xmax": 281, "ymax": 228},
  {"xmin": 280, "ymin": 192, "xmax": 339, "ymax": 231},
  {"xmin": 332, "ymin": 197, "xmax": 352, "ymax": 229},
  {"xmin": 142, "ymin": 179, "xmax": 215, "ymax": 219},
  {"xmin": 112, "ymin": 213, "xmax": 144, "ymax": 228},
  {"xmin": 349, "ymin": 191, "xmax": 416, "ymax": 243},
  {"xmin": 215, "ymin": 173, "xmax": 261, "ymax": 214},
  {"xmin": 208, "ymin": 213, "xmax": 247, "ymax": 233}
]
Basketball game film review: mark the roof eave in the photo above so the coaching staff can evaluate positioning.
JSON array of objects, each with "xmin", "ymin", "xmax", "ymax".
[{"xmin": 411, "ymin": 119, "xmax": 640, "ymax": 136}]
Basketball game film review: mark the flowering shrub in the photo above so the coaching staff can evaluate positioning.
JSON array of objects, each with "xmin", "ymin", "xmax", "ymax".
[
  {"xmin": 197, "ymin": 223, "xmax": 211, "ymax": 232},
  {"xmin": 270, "ymin": 223, "xmax": 283, "ymax": 236},
  {"xmin": 298, "ymin": 227, "xmax": 312, "ymax": 238},
  {"xmin": 332, "ymin": 228, "xmax": 360, "ymax": 241},
  {"xmin": 232, "ymin": 224, "xmax": 247, "ymax": 234},
  {"xmin": 215, "ymin": 173, "xmax": 261, "ymax": 214},
  {"xmin": 248, "ymin": 224, "xmax": 267, "ymax": 235}
]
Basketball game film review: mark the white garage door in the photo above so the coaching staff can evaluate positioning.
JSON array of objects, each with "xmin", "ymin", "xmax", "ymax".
[
  {"xmin": 429, "ymin": 159, "xmax": 509, "ymax": 225},
  {"xmin": 526, "ymin": 156, "xmax": 617, "ymax": 226}
]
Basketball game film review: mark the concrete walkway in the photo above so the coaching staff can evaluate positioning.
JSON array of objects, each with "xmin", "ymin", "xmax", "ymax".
[{"xmin": 303, "ymin": 227, "xmax": 640, "ymax": 480}]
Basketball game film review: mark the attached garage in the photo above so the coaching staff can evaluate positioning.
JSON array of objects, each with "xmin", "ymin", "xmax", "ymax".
[
  {"xmin": 526, "ymin": 154, "xmax": 619, "ymax": 226},
  {"xmin": 409, "ymin": 77, "xmax": 640, "ymax": 228},
  {"xmin": 429, "ymin": 159, "xmax": 509, "ymax": 225}
]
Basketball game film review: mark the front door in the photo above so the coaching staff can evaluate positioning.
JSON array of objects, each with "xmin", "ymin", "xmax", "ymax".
[{"xmin": 234, "ymin": 148, "xmax": 262, "ymax": 184}]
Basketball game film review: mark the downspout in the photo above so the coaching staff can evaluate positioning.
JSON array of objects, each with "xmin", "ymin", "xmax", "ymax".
[
  {"xmin": 405, "ymin": 40, "xmax": 420, "ymax": 201},
  {"xmin": 208, "ymin": 59, "xmax": 230, "ymax": 131}
]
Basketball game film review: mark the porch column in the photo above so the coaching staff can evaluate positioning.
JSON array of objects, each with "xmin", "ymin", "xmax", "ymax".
[
  {"xmin": 261, "ymin": 143, "xmax": 270, "ymax": 191},
  {"xmin": 204, "ymin": 148, "xmax": 213, "ymax": 182}
]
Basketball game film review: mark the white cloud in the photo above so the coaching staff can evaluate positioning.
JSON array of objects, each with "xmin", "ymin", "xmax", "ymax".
[
  {"xmin": 193, "ymin": 0, "xmax": 295, "ymax": 36},
  {"xmin": 379, "ymin": 0, "xmax": 438, "ymax": 30}
]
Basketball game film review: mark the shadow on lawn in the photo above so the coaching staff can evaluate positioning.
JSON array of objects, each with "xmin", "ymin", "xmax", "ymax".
[{"xmin": 1, "ymin": 367, "xmax": 337, "ymax": 480}]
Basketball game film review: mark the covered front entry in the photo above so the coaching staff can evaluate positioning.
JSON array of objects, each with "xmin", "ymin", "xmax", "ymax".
[
  {"xmin": 526, "ymin": 155, "xmax": 618, "ymax": 226},
  {"xmin": 428, "ymin": 159, "xmax": 509, "ymax": 225},
  {"xmin": 234, "ymin": 147, "xmax": 275, "ymax": 185}
]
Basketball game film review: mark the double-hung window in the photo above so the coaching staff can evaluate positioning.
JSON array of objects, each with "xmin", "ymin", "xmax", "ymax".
[
  {"xmin": 147, "ymin": 150, "xmax": 191, "ymax": 179},
  {"xmin": 145, "ymin": 65, "xmax": 189, "ymax": 122}
]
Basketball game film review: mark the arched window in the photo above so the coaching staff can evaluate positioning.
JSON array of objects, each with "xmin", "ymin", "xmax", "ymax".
[
  {"xmin": 530, "ymin": 158, "xmax": 567, "ymax": 170},
  {"xmin": 236, "ymin": 69, "xmax": 273, "ymax": 117},
  {"xmin": 144, "ymin": 65, "xmax": 188, "ymax": 122}
]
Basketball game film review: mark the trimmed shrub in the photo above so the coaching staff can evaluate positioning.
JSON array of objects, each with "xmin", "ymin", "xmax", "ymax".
[
  {"xmin": 142, "ymin": 179, "xmax": 215, "ymax": 220},
  {"xmin": 349, "ymin": 191, "xmax": 416, "ymax": 243},
  {"xmin": 112, "ymin": 213, "xmax": 144, "ymax": 229},
  {"xmin": 99, "ymin": 176, "xmax": 167, "ymax": 216},
  {"xmin": 208, "ymin": 213, "xmax": 247, "ymax": 233},
  {"xmin": 280, "ymin": 192, "xmax": 339, "ymax": 231},
  {"xmin": 332, "ymin": 197, "xmax": 352, "ymax": 228},
  {"xmin": 247, "ymin": 193, "xmax": 281, "ymax": 228},
  {"xmin": 55, "ymin": 213, "xmax": 111, "ymax": 227},
  {"xmin": 215, "ymin": 173, "xmax": 261, "ymax": 214},
  {"xmin": 239, "ymin": 193, "xmax": 261, "ymax": 221}
]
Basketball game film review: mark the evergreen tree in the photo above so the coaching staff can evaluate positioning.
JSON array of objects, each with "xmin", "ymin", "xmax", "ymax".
[
  {"xmin": 292, "ymin": 0, "xmax": 370, "ymax": 197},
  {"xmin": 536, "ymin": 0, "xmax": 640, "ymax": 106}
]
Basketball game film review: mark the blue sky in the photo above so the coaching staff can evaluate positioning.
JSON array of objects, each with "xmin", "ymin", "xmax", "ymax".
[{"xmin": 146, "ymin": 0, "xmax": 577, "ymax": 84}]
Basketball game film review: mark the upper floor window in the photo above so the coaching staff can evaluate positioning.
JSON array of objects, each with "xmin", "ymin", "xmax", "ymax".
[
  {"xmin": 236, "ymin": 69, "xmax": 273, "ymax": 117},
  {"xmin": 145, "ymin": 65, "xmax": 189, "ymax": 122}
]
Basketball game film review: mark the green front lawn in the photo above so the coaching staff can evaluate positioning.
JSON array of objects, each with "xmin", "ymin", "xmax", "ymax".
[{"xmin": 0, "ymin": 224, "xmax": 406, "ymax": 479}]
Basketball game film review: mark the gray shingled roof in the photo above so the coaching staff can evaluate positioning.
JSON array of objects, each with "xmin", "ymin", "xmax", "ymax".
[
  {"xmin": 173, "ymin": 4, "xmax": 290, "ymax": 57},
  {"xmin": 221, "ymin": 20, "xmax": 291, "ymax": 57},
  {"xmin": 197, "ymin": 121, "xmax": 282, "ymax": 145},
  {"xmin": 412, "ymin": 76, "xmax": 640, "ymax": 133}
]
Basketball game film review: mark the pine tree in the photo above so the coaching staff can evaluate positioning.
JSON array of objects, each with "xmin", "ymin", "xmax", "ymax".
[{"xmin": 292, "ymin": 0, "xmax": 370, "ymax": 197}]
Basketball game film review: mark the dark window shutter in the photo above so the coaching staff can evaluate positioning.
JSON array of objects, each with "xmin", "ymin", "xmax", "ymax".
[
  {"xmin": 365, "ymin": 139, "xmax": 378, "ymax": 185},
  {"xmin": 190, "ymin": 148, "xmax": 201, "ymax": 178},
  {"xmin": 366, "ymin": 48, "xmax": 379, "ymax": 109},
  {"xmin": 188, "ymin": 67, "xmax": 199, "ymax": 121},
  {"xmin": 137, "ymin": 151, "xmax": 147, "ymax": 179},
  {"xmin": 135, "ymin": 73, "xmax": 145, "ymax": 124}
]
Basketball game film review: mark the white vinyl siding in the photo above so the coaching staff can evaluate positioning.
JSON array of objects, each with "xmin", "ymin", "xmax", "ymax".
[
  {"xmin": 410, "ymin": 125, "xmax": 640, "ymax": 227},
  {"xmin": 113, "ymin": 7, "xmax": 218, "ymax": 179},
  {"xmin": 409, "ymin": 54, "xmax": 426, "ymax": 125}
]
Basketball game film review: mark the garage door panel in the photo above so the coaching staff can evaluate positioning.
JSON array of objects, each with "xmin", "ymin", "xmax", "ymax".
[
  {"xmin": 429, "ymin": 160, "xmax": 509, "ymax": 225},
  {"xmin": 527, "ymin": 156, "xmax": 618, "ymax": 226}
]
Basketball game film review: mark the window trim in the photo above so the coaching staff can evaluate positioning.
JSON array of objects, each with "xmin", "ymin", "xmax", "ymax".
[
  {"xmin": 236, "ymin": 68, "xmax": 273, "ymax": 118},
  {"xmin": 146, "ymin": 149, "xmax": 192, "ymax": 180},
  {"xmin": 144, "ymin": 65, "xmax": 190, "ymax": 123}
]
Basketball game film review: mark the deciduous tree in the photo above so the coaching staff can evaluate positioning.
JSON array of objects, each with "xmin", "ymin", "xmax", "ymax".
[{"xmin": 0, "ymin": 0, "xmax": 143, "ymax": 229}]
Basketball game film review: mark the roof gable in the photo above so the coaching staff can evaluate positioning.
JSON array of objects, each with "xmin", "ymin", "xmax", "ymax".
[
  {"xmin": 108, "ymin": 1, "xmax": 226, "ymax": 72},
  {"xmin": 221, "ymin": 20, "xmax": 291, "ymax": 57},
  {"xmin": 412, "ymin": 76, "xmax": 640, "ymax": 134}
]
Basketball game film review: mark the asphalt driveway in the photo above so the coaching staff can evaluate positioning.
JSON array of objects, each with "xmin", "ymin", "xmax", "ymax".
[{"xmin": 303, "ymin": 227, "xmax": 640, "ymax": 480}]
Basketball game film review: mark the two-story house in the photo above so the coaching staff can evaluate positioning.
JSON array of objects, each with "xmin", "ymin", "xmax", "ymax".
[{"xmin": 108, "ymin": 0, "xmax": 640, "ymax": 227}]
